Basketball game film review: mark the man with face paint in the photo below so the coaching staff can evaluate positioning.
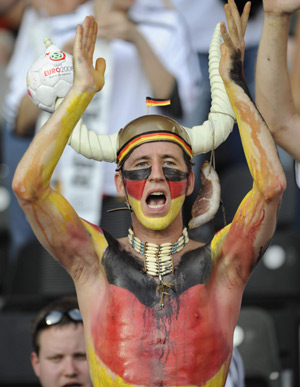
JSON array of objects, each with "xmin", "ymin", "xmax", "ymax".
[
  {"xmin": 12, "ymin": 1, "xmax": 286, "ymax": 386},
  {"xmin": 115, "ymin": 115, "xmax": 194, "ymax": 233}
]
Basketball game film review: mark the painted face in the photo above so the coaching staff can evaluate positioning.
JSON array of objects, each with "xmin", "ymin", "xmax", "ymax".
[{"xmin": 121, "ymin": 142, "xmax": 192, "ymax": 230}]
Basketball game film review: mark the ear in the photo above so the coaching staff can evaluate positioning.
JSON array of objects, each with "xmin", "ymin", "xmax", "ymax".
[
  {"xmin": 115, "ymin": 171, "xmax": 126, "ymax": 198},
  {"xmin": 186, "ymin": 169, "xmax": 195, "ymax": 197},
  {"xmin": 31, "ymin": 352, "xmax": 41, "ymax": 378}
]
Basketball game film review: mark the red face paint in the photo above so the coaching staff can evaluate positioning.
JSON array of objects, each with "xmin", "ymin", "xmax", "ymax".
[
  {"xmin": 122, "ymin": 167, "xmax": 189, "ymax": 201},
  {"xmin": 167, "ymin": 180, "xmax": 188, "ymax": 199},
  {"xmin": 123, "ymin": 178, "xmax": 147, "ymax": 200}
]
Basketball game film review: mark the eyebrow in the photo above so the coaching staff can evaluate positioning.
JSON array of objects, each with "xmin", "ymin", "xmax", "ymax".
[
  {"xmin": 162, "ymin": 154, "xmax": 178, "ymax": 160},
  {"xmin": 131, "ymin": 154, "xmax": 179, "ymax": 163},
  {"xmin": 130, "ymin": 155, "xmax": 151, "ymax": 163}
]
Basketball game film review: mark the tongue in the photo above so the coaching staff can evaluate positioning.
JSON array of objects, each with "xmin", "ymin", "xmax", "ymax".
[{"xmin": 148, "ymin": 195, "xmax": 165, "ymax": 206}]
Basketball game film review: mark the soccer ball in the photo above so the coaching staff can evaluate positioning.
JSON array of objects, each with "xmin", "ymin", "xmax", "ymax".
[{"xmin": 27, "ymin": 38, "xmax": 74, "ymax": 113}]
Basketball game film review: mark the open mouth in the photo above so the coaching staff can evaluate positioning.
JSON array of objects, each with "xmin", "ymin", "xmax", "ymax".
[{"xmin": 146, "ymin": 192, "xmax": 166, "ymax": 209}]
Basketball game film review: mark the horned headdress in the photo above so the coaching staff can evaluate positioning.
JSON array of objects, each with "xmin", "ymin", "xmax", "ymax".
[{"xmin": 67, "ymin": 23, "xmax": 235, "ymax": 163}]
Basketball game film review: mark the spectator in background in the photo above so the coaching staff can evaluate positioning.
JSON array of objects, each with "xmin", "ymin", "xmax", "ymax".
[
  {"xmin": 0, "ymin": 0, "xmax": 27, "ymax": 64},
  {"xmin": 2, "ymin": 0, "xmax": 92, "ymax": 263},
  {"xmin": 256, "ymin": 0, "xmax": 300, "ymax": 166},
  {"xmin": 172, "ymin": 0, "xmax": 263, "ymax": 136},
  {"xmin": 226, "ymin": 347, "xmax": 245, "ymax": 387},
  {"xmin": 4, "ymin": 0, "xmax": 90, "ymax": 136},
  {"xmin": 255, "ymin": 0, "xmax": 300, "ymax": 232},
  {"xmin": 172, "ymin": 0, "xmax": 262, "ymax": 123},
  {"xmin": 31, "ymin": 296, "xmax": 92, "ymax": 387},
  {"xmin": 0, "ymin": 0, "xmax": 27, "ymax": 124}
]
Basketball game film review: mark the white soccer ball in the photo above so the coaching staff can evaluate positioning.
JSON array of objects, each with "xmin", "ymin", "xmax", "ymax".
[{"xmin": 27, "ymin": 38, "xmax": 74, "ymax": 113}]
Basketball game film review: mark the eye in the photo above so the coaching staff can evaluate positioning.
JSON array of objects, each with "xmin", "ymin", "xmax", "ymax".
[
  {"xmin": 135, "ymin": 161, "xmax": 149, "ymax": 168},
  {"xmin": 74, "ymin": 353, "xmax": 87, "ymax": 361},
  {"xmin": 49, "ymin": 355, "xmax": 63, "ymax": 363},
  {"xmin": 164, "ymin": 160, "xmax": 176, "ymax": 167}
]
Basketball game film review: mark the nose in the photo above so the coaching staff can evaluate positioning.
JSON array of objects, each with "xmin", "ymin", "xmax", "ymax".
[
  {"xmin": 63, "ymin": 357, "xmax": 78, "ymax": 377},
  {"xmin": 148, "ymin": 161, "xmax": 165, "ymax": 182}
]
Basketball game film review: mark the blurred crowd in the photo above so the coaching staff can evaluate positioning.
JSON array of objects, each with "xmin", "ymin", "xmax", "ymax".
[{"xmin": 0, "ymin": 0, "xmax": 300, "ymax": 386}]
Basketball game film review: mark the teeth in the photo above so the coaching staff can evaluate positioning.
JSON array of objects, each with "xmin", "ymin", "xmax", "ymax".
[
  {"xmin": 150, "ymin": 192, "xmax": 164, "ymax": 196},
  {"xmin": 148, "ymin": 204, "xmax": 164, "ymax": 209}
]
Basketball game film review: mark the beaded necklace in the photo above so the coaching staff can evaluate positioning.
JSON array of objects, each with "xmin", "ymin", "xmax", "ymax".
[{"xmin": 128, "ymin": 227, "xmax": 189, "ymax": 308}]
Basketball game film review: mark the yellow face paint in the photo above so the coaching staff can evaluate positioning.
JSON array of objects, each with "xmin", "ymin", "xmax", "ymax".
[{"xmin": 128, "ymin": 194, "xmax": 185, "ymax": 230}]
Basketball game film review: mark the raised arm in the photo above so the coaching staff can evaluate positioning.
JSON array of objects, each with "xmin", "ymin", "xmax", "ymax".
[
  {"xmin": 289, "ymin": 15, "xmax": 300, "ymax": 114},
  {"xmin": 12, "ymin": 16, "xmax": 107, "ymax": 281},
  {"xmin": 256, "ymin": 0, "xmax": 300, "ymax": 162},
  {"xmin": 212, "ymin": 0, "xmax": 286, "ymax": 287}
]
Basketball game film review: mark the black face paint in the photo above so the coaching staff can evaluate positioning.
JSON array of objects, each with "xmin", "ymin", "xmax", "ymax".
[
  {"xmin": 162, "ymin": 167, "xmax": 188, "ymax": 181},
  {"xmin": 122, "ymin": 168, "xmax": 152, "ymax": 181},
  {"xmin": 122, "ymin": 167, "xmax": 188, "ymax": 182}
]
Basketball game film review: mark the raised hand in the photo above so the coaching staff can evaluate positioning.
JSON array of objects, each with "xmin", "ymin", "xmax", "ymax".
[
  {"xmin": 219, "ymin": 0, "xmax": 250, "ymax": 85},
  {"xmin": 73, "ymin": 16, "xmax": 106, "ymax": 94}
]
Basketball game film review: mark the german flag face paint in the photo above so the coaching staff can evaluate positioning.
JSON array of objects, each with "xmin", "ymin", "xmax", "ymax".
[{"xmin": 122, "ymin": 166, "xmax": 189, "ymax": 230}]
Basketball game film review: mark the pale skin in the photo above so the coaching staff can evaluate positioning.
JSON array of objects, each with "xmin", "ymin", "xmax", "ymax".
[
  {"xmin": 31, "ymin": 324, "xmax": 92, "ymax": 387},
  {"xmin": 289, "ymin": 15, "xmax": 300, "ymax": 114},
  {"xmin": 256, "ymin": 0, "xmax": 300, "ymax": 162},
  {"xmin": 13, "ymin": 2, "xmax": 286, "ymax": 385}
]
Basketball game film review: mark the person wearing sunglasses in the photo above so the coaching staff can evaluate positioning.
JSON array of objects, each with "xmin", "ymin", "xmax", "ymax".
[{"xmin": 30, "ymin": 296, "xmax": 92, "ymax": 387}]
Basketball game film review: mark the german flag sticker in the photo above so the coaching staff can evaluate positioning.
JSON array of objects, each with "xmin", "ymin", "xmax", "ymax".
[{"xmin": 146, "ymin": 96, "xmax": 171, "ymax": 107}]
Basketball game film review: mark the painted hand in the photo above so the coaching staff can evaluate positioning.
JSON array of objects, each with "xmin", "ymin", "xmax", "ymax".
[
  {"xmin": 219, "ymin": 0, "xmax": 250, "ymax": 85},
  {"xmin": 73, "ymin": 16, "xmax": 106, "ymax": 94}
]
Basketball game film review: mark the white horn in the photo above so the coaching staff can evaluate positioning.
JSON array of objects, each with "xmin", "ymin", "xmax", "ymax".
[
  {"xmin": 185, "ymin": 23, "xmax": 235, "ymax": 155},
  {"xmin": 67, "ymin": 23, "xmax": 234, "ymax": 163},
  {"xmin": 68, "ymin": 117, "xmax": 118, "ymax": 163},
  {"xmin": 53, "ymin": 95, "xmax": 117, "ymax": 162}
]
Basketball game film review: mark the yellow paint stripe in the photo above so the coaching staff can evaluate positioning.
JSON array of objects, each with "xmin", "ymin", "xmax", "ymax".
[
  {"xmin": 129, "ymin": 194, "xmax": 185, "ymax": 231},
  {"xmin": 118, "ymin": 134, "xmax": 192, "ymax": 163},
  {"xmin": 88, "ymin": 343, "xmax": 230, "ymax": 386}
]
